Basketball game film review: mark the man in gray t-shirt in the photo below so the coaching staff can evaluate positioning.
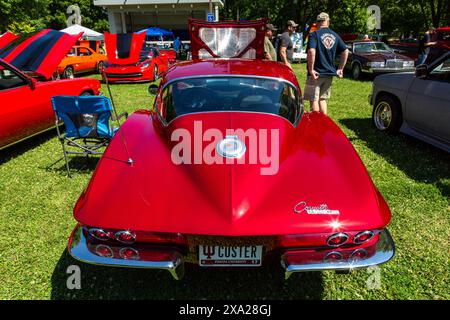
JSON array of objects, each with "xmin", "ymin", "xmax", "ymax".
[{"xmin": 279, "ymin": 20, "xmax": 298, "ymax": 68}]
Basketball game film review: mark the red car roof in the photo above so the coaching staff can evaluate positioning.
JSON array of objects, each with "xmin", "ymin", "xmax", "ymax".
[{"xmin": 163, "ymin": 59, "xmax": 300, "ymax": 88}]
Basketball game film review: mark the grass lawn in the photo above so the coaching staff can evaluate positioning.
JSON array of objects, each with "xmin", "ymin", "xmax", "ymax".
[{"xmin": 0, "ymin": 64, "xmax": 449, "ymax": 300}]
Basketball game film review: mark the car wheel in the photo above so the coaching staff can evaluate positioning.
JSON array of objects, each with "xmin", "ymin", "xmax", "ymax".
[
  {"xmin": 153, "ymin": 65, "xmax": 158, "ymax": 81},
  {"xmin": 96, "ymin": 61, "xmax": 104, "ymax": 73},
  {"xmin": 372, "ymin": 95, "xmax": 402, "ymax": 132},
  {"xmin": 351, "ymin": 63, "xmax": 361, "ymax": 80},
  {"xmin": 63, "ymin": 66, "xmax": 74, "ymax": 79},
  {"xmin": 80, "ymin": 91, "xmax": 92, "ymax": 96}
]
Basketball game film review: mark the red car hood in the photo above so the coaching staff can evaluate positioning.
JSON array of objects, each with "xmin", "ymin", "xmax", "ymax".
[
  {"xmin": 104, "ymin": 32, "xmax": 146, "ymax": 65},
  {"xmin": 0, "ymin": 29, "xmax": 82, "ymax": 79},
  {"xmin": 188, "ymin": 18, "xmax": 266, "ymax": 60},
  {"xmin": 74, "ymin": 111, "xmax": 391, "ymax": 236},
  {"xmin": 0, "ymin": 31, "xmax": 18, "ymax": 50}
]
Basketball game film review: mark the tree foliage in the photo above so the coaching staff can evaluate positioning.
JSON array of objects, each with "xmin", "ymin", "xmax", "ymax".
[
  {"xmin": 0, "ymin": 0, "xmax": 108, "ymax": 33},
  {"xmin": 222, "ymin": 0, "xmax": 449, "ymax": 37},
  {"xmin": 0, "ymin": 0, "xmax": 448, "ymax": 36}
]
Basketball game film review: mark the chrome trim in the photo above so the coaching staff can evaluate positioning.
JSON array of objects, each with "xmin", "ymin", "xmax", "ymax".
[
  {"xmin": 323, "ymin": 251, "xmax": 343, "ymax": 262},
  {"xmin": 326, "ymin": 232, "xmax": 349, "ymax": 247},
  {"xmin": 349, "ymin": 248, "xmax": 368, "ymax": 260},
  {"xmin": 155, "ymin": 74, "xmax": 302, "ymax": 128},
  {"xmin": 353, "ymin": 230, "xmax": 375, "ymax": 244},
  {"xmin": 68, "ymin": 224, "xmax": 185, "ymax": 280},
  {"xmin": 281, "ymin": 228, "xmax": 395, "ymax": 279},
  {"xmin": 88, "ymin": 228, "xmax": 110, "ymax": 241},
  {"xmin": 115, "ymin": 230, "xmax": 136, "ymax": 244}
]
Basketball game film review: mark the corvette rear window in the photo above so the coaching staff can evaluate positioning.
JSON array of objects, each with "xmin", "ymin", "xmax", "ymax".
[{"xmin": 160, "ymin": 77, "xmax": 302, "ymax": 125}]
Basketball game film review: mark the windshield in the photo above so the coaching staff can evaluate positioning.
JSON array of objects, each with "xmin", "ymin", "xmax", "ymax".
[
  {"xmin": 160, "ymin": 77, "xmax": 302, "ymax": 125},
  {"xmin": 354, "ymin": 42, "xmax": 392, "ymax": 53}
]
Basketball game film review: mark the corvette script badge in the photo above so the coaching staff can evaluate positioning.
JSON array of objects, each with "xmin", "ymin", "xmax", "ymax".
[{"xmin": 294, "ymin": 201, "xmax": 340, "ymax": 215}]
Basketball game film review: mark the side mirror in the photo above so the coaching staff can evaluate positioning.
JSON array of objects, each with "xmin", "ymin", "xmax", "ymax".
[
  {"xmin": 415, "ymin": 64, "xmax": 428, "ymax": 78},
  {"xmin": 148, "ymin": 84, "xmax": 158, "ymax": 95},
  {"xmin": 29, "ymin": 78, "xmax": 37, "ymax": 90}
]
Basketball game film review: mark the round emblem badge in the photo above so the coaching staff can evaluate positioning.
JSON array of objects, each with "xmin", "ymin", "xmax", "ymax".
[{"xmin": 216, "ymin": 135, "xmax": 246, "ymax": 159}]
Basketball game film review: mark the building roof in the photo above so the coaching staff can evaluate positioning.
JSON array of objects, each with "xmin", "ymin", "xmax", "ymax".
[{"xmin": 94, "ymin": 0, "xmax": 223, "ymax": 6}]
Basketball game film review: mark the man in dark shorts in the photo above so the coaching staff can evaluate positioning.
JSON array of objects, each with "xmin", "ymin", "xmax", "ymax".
[
  {"xmin": 304, "ymin": 12, "xmax": 348, "ymax": 114},
  {"xmin": 279, "ymin": 20, "xmax": 298, "ymax": 68}
]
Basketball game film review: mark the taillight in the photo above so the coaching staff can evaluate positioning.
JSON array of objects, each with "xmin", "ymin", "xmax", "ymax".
[
  {"xmin": 115, "ymin": 230, "xmax": 136, "ymax": 244},
  {"xmin": 349, "ymin": 248, "xmax": 368, "ymax": 260},
  {"xmin": 324, "ymin": 251, "xmax": 343, "ymax": 262},
  {"xmin": 95, "ymin": 244, "xmax": 113, "ymax": 258},
  {"xmin": 353, "ymin": 231, "xmax": 374, "ymax": 244},
  {"xmin": 119, "ymin": 247, "xmax": 139, "ymax": 260},
  {"xmin": 327, "ymin": 233, "xmax": 349, "ymax": 247},
  {"xmin": 89, "ymin": 228, "xmax": 111, "ymax": 241},
  {"xmin": 138, "ymin": 232, "xmax": 186, "ymax": 246}
]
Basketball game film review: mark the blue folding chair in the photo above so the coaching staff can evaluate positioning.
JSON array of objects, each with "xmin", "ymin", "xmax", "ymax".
[{"xmin": 51, "ymin": 95, "xmax": 128, "ymax": 177}]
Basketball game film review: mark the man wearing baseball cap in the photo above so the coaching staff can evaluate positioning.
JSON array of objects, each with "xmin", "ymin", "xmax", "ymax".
[
  {"xmin": 279, "ymin": 20, "xmax": 298, "ymax": 68},
  {"xmin": 304, "ymin": 12, "xmax": 348, "ymax": 114},
  {"xmin": 264, "ymin": 23, "xmax": 277, "ymax": 61}
]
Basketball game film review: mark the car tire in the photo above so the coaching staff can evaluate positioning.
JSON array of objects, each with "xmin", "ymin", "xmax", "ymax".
[
  {"xmin": 80, "ymin": 91, "xmax": 92, "ymax": 96},
  {"xmin": 153, "ymin": 65, "xmax": 158, "ymax": 81},
  {"xmin": 63, "ymin": 66, "xmax": 74, "ymax": 79},
  {"xmin": 351, "ymin": 63, "xmax": 362, "ymax": 80},
  {"xmin": 372, "ymin": 95, "xmax": 402, "ymax": 132},
  {"xmin": 96, "ymin": 61, "xmax": 104, "ymax": 73}
]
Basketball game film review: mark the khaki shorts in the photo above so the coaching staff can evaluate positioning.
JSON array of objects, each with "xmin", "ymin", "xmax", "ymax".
[{"xmin": 303, "ymin": 76, "xmax": 333, "ymax": 101}]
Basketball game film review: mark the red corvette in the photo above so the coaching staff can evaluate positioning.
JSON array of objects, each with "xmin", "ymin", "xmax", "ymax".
[
  {"xmin": 0, "ymin": 30, "xmax": 101, "ymax": 149},
  {"xmin": 68, "ymin": 19, "xmax": 394, "ymax": 280},
  {"xmin": 103, "ymin": 32, "xmax": 169, "ymax": 83}
]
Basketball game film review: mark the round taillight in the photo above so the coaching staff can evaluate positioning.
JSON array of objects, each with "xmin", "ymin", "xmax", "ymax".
[
  {"xmin": 119, "ymin": 247, "xmax": 139, "ymax": 260},
  {"xmin": 115, "ymin": 230, "xmax": 136, "ymax": 244},
  {"xmin": 349, "ymin": 248, "xmax": 368, "ymax": 261},
  {"xmin": 89, "ymin": 228, "xmax": 110, "ymax": 241},
  {"xmin": 324, "ymin": 251, "xmax": 343, "ymax": 262},
  {"xmin": 95, "ymin": 244, "xmax": 113, "ymax": 258},
  {"xmin": 327, "ymin": 232, "xmax": 349, "ymax": 247},
  {"xmin": 353, "ymin": 231, "xmax": 374, "ymax": 244}
]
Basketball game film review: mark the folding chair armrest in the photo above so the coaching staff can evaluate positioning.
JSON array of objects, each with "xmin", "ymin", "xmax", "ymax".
[{"xmin": 112, "ymin": 112, "xmax": 128, "ymax": 122}]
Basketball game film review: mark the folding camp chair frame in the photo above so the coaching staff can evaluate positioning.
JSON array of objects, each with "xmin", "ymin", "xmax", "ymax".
[{"xmin": 53, "ymin": 100, "xmax": 127, "ymax": 177}]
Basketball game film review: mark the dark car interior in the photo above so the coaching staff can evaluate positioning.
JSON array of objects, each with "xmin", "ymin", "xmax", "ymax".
[
  {"xmin": 0, "ymin": 66, "xmax": 27, "ymax": 91},
  {"xmin": 161, "ymin": 77, "xmax": 301, "ymax": 125}
]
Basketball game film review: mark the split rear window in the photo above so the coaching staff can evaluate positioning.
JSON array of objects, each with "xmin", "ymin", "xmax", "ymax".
[{"xmin": 159, "ymin": 77, "xmax": 302, "ymax": 125}]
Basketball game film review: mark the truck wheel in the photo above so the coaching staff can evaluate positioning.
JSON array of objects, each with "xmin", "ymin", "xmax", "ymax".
[{"xmin": 372, "ymin": 95, "xmax": 402, "ymax": 132}]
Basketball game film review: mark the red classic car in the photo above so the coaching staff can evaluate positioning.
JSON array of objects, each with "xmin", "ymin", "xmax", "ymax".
[
  {"xmin": 68, "ymin": 19, "xmax": 395, "ymax": 280},
  {"xmin": 103, "ymin": 32, "xmax": 169, "ymax": 83},
  {"xmin": 0, "ymin": 30, "xmax": 101, "ymax": 149}
]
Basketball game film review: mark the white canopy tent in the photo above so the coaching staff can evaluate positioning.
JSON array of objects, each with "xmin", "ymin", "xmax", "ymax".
[{"xmin": 60, "ymin": 24, "xmax": 103, "ymax": 40}]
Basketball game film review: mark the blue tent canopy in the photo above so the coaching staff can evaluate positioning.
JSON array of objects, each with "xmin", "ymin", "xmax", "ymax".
[{"xmin": 137, "ymin": 27, "xmax": 174, "ymax": 38}]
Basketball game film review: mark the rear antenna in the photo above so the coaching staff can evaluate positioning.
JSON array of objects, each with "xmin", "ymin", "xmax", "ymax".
[{"xmin": 101, "ymin": 70, "xmax": 133, "ymax": 165}]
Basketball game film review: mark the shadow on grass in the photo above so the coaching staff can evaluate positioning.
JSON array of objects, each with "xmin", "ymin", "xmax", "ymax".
[
  {"xmin": 45, "ymin": 155, "xmax": 100, "ymax": 176},
  {"xmin": 0, "ymin": 130, "xmax": 56, "ymax": 165},
  {"xmin": 51, "ymin": 249, "xmax": 324, "ymax": 300},
  {"xmin": 340, "ymin": 118, "xmax": 450, "ymax": 198}
]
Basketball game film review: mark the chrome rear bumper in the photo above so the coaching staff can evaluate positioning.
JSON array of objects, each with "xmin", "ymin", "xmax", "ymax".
[
  {"xmin": 68, "ymin": 224, "xmax": 185, "ymax": 280},
  {"xmin": 281, "ymin": 228, "xmax": 395, "ymax": 279},
  {"xmin": 68, "ymin": 225, "xmax": 394, "ymax": 281}
]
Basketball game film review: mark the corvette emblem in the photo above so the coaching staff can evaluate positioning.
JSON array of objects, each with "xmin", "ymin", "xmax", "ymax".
[
  {"xmin": 294, "ymin": 201, "xmax": 340, "ymax": 215},
  {"xmin": 216, "ymin": 135, "xmax": 246, "ymax": 159}
]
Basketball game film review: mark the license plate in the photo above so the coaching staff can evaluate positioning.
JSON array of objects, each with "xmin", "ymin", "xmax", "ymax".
[{"xmin": 199, "ymin": 245, "xmax": 263, "ymax": 267}]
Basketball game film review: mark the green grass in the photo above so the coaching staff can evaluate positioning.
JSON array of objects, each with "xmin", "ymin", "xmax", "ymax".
[{"xmin": 0, "ymin": 65, "xmax": 449, "ymax": 300}]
